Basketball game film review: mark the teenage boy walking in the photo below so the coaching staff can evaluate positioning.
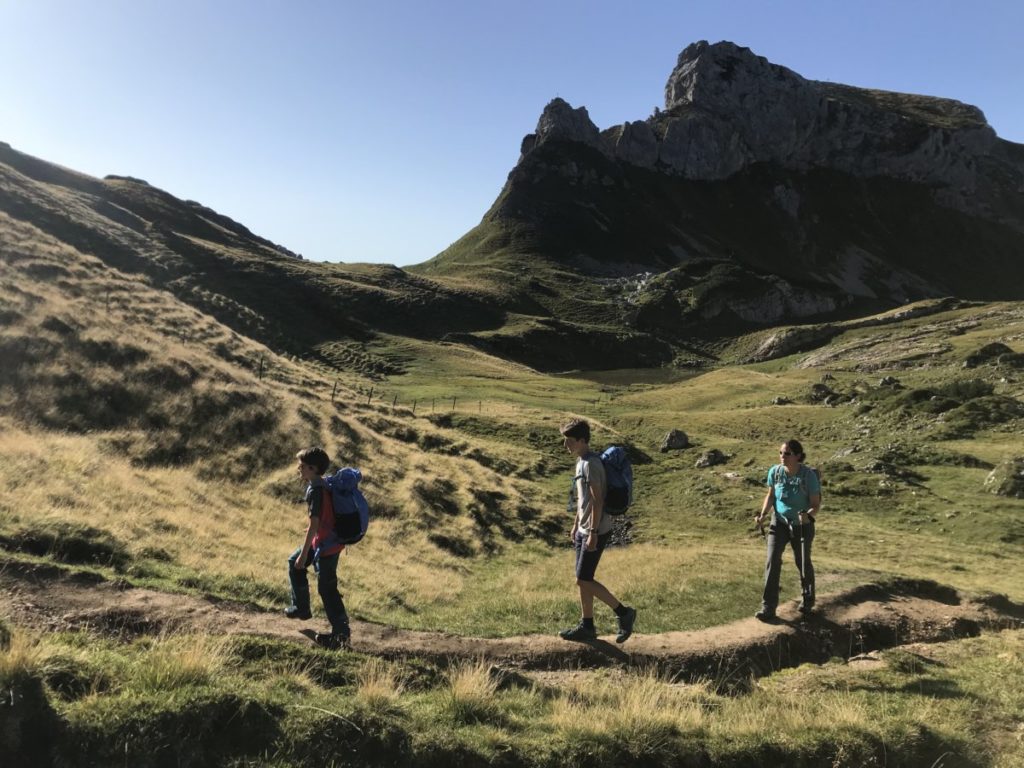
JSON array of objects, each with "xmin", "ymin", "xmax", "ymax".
[
  {"xmin": 558, "ymin": 418, "xmax": 636, "ymax": 643},
  {"xmin": 285, "ymin": 446, "xmax": 351, "ymax": 649}
]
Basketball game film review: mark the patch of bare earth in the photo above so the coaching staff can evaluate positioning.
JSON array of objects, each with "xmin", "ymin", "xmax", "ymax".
[{"xmin": 2, "ymin": 558, "xmax": 1021, "ymax": 683}]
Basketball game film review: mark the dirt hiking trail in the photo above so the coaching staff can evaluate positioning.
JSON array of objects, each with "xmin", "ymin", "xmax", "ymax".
[{"xmin": 3, "ymin": 558, "xmax": 1022, "ymax": 682}]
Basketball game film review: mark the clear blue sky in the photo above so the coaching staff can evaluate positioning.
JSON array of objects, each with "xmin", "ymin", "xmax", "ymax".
[{"xmin": 3, "ymin": 1, "xmax": 1022, "ymax": 266}]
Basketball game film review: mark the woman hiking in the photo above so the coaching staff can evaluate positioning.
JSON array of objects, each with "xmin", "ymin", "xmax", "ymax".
[{"xmin": 754, "ymin": 439, "xmax": 821, "ymax": 621}]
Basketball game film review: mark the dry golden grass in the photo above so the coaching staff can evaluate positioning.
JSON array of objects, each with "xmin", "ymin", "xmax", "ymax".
[
  {"xmin": 443, "ymin": 659, "xmax": 501, "ymax": 723},
  {"xmin": 356, "ymin": 657, "xmax": 406, "ymax": 710},
  {"xmin": 131, "ymin": 632, "xmax": 231, "ymax": 692},
  {"xmin": 0, "ymin": 627, "xmax": 49, "ymax": 683},
  {"xmin": 550, "ymin": 670, "xmax": 708, "ymax": 740}
]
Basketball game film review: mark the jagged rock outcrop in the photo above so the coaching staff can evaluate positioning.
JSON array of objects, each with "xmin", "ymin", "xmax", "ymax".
[
  {"xmin": 695, "ymin": 449, "xmax": 728, "ymax": 468},
  {"xmin": 660, "ymin": 430, "xmax": 690, "ymax": 452},
  {"xmin": 523, "ymin": 41, "xmax": 1023, "ymax": 224},
  {"xmin": 984, "ymin": 458, "xmax": 1024, "ymax": 498},
  {"xmin": 521, "ymin": 98, "xmax": 602, "ymax": 156}
]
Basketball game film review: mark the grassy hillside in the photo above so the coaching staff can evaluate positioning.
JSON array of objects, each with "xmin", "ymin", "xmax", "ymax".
[{"xmin": 0, "ymin": 209, "xmax": 563, "ymax": 620}]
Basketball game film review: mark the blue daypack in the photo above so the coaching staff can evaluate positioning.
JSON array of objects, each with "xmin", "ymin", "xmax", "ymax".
[
  {"xmin": 600, "ymin": 446, "xmax": 633, "ymax": 516},
  {"xmin": 325, "ymin": 467, "xmax": 370, "ymax": 545}
]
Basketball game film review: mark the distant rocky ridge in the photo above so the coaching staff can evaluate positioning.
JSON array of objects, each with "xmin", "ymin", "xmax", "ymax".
[{"xmin": 522, "ymin": 41, "xmax": 1023, "ymax": 225}]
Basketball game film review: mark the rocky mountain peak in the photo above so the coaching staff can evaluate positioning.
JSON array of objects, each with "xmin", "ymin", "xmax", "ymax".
[
  {"xmin": 664, "ymin": 40, "xmax": 806, "ymax": 112},
  {"xmin": 521, "ymin": 97, "xmax": 601, "ymax": 156}
]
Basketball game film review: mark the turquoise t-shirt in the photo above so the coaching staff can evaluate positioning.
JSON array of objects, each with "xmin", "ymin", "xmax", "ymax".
[{"xmin": 767, "ymin": 464, "xmax": 820, "ymax": 524}]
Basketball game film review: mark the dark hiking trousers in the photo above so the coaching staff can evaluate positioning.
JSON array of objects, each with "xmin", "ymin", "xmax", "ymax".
[
  {"xmin": 288, "ymin": 547, "xmax": 350, "ymax": 638},
  {"xmin": 761, "ymin": 517, "xmax": 815, "ymax": 612}
]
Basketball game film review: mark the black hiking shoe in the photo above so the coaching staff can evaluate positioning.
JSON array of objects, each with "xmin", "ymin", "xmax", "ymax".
[
  {"xmin": 616, "ymin": 607, "xmax": 637, "ymax": 644},
  {"xmin": 798, "ymin": 600, "xmax": 815, "ymax": 615},
  {"xmin": 754, "ymin": 607, "xmax": 776, "ymax": 622},
  {"xmin": 558, "ymin": 622, "xmax": 597, "ymax": 642},
  {"xmin": 285, "ymin": 605, "xmax": 312, "ymax": 620},
  {"xmin": 314, "ymin": 632, "xmax": 349, "ymax": 650}
]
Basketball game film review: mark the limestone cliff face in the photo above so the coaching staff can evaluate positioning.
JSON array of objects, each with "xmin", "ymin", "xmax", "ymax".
[{"xmin": 523, "ymin": 41, "xmax": 1022, "ymax": 223}]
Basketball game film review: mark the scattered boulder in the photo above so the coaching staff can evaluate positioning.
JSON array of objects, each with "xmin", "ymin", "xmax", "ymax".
[
  {"xmin": 771, "ymin": 396, "xmax": 793, "ymax": 405},
  {"xmin": 878, "ymin": 376, "xmax": 902, "ymax": 388},
  {"xmin": 695, "ymin": 449, "xmax": 728, "ymax": 468},
  {"xmin": 832, "ymin": 446, "xmax": 859, "ymax": 459},
  {"xmin": 660, "ymin": 429, "xmax": 690, "ymax": 452},
  {"xmin": 821, "ymin": 373, "xmax": 836, "ymax": 382},
  {"xmin": 809, "ymin": 383, "xmax": 835, "ymax": 402},
  {"xmin": 984, "ymin": 458, "xmax": 1024, "ymax": 498},
  {"xmin": 963, "ymin": 342, "xmax": 1013, "ymax": 368}
]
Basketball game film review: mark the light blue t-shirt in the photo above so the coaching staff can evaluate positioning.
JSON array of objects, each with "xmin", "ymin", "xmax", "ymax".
[{"xmin": 767, "ymin": 464, "xmax": 820, "ymax": 524}]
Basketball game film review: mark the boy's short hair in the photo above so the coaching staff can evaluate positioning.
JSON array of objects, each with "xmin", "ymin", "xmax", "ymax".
[
  {"xmin": 560, "ymin": 418, "xmax": 590, "ymax": 443},
  {"xmin": 295, "ymin": 446, "xmax": 330, "ymax": 475}
]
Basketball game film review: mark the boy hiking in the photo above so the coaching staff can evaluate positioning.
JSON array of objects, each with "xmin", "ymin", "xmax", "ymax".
[
  {"xmin": 558, "ymin": 418, "xmax": 636, "ymax": 643},
  {"xmin": 285, "ymin": 447, "xmax": 351, "ymax": 649}
]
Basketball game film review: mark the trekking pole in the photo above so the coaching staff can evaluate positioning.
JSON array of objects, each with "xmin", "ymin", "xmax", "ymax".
[{"xmin": 797, "ymin": 516, "xmax": 807, "ymax": 596}]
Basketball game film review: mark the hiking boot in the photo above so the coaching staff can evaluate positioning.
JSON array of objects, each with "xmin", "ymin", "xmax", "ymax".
[
  {"xmin": 314, "ymin": 632, "xmax": 349, "ymax": 650},
  {"xmin": 284, "ymin": 605, "xmax": 312, "ymax": 620},
  {"xmin": 754, "ymin": 607, "xmax": 776, "ymax": 622},
  {"xmin": 558, "ymin": 622, "xmax": 597, "ymax": 642},
  {"xmin": 616, "ymin": 607, "xmax": 637, "ymax": 644}
]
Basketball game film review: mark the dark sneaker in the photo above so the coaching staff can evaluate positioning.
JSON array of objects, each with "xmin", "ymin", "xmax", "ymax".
[
  {"xmin": 558, "ymin": 622, "xmax": 597, "ymax": 642},
  {"xmin": 798, "ymin": 600, "xmax": 815, "ymax": 615},
  {"xmin": 284, "ymin": 605, "xmax": 312, "ymax": 620},
  {"xmin": 314, "ymin": 632, "xmax": 348, "ymax": 650},
  {"xmin": 616, "ymin": 607, "xmax": 637, "ymax": 644},
  {"xmin": 754, "ymin": 607, "xmax": 776, "ymax": 622}
]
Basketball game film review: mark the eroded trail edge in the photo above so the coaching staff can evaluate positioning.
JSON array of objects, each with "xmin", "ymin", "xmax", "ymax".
[{"xmin": 3, "ymin": 559, "xmax": 1022, "ymax": 682}]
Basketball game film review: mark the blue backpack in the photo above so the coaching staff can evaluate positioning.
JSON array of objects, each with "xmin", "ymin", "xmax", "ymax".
[
  {"xmin": 325, "ymin": 467, "xmax": 370, "ymax": 545},
  {"xmin": 600, "ymin": 446, "xmax": 634, "ymax": 516}
]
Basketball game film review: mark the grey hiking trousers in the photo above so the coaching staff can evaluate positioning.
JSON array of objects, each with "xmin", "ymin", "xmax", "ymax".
[{"xmin": 761, "ymin": 516, "xmax": 815, "ymax": 611}]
